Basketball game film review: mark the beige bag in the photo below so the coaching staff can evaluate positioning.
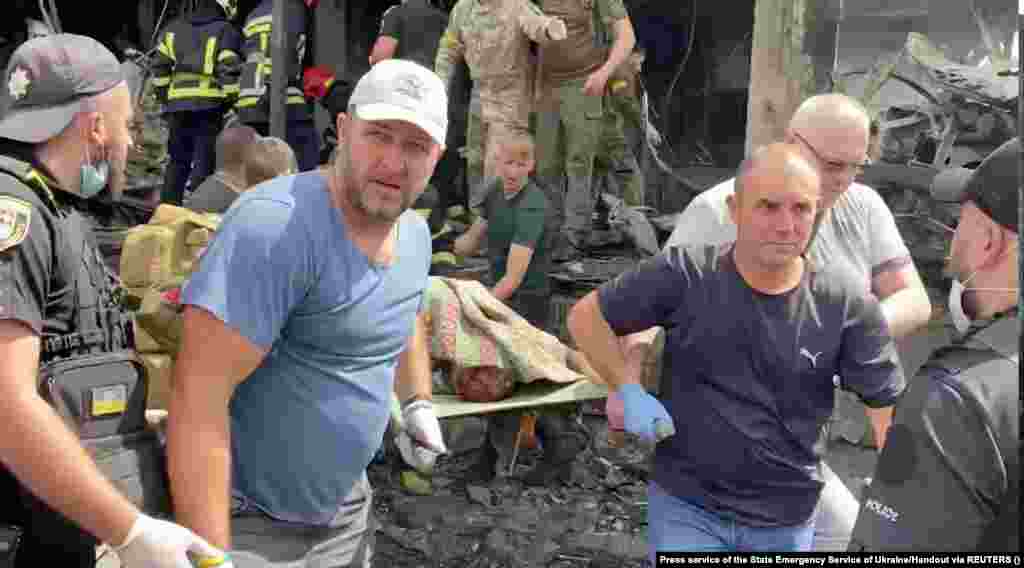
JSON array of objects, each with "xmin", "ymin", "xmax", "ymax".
[
  {"xmin": 120, "ymin": 204, "xmax": 221, "ymax": 298},
  {"xmin": 120, "ymin": 205, "xmax": 221, "ymax": 361}
]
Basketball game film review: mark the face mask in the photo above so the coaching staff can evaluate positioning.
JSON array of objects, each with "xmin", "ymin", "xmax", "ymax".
[
  {"xmin": 80, "ymin": 141, "xmax": 110, "ymax": 199},
  {"xmin": 80, "ymin": 160, "xmax": 110, "ymax": 198},
  {"xmin": 947, "ymin": 270, "xmax": 1018, "ymax": 334}
]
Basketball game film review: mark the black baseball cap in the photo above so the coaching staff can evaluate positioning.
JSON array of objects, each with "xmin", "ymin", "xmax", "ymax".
[
  {"xmin": 932, "ymin": 137, "xmax": 1020, "ymax": 233},
  {"xmin": 0, "ymin": 34, "xmax": 124, "ymax": 143}
]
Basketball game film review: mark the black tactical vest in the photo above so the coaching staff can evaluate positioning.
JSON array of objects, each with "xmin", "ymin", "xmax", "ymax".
[
  {"xmin": 849, "ymin": 315, "xmax": 1019, "ymax": 552},
  {"xmin": 0, "ymin": 155, "xmax": 135, "ymax": 362},
  {"xmin": 1, "ymin": 155, "xmax": 169, "ymax": 517},
  {"xmin": 929, "ymin": 322, "xmax": 1019, "ymax": 552}
]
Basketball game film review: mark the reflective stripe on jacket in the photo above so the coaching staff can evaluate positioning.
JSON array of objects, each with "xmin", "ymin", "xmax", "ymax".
[
  {"xmin": 235, "ymin": 0, "xmax": 313, "ymax": 124},
  {"xmin": 151, "ymin": 14, "xmax": 242, "ymax": 113}
]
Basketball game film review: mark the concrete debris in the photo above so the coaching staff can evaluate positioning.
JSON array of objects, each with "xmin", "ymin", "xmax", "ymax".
[{"xmin": 466, "ymin": 484, "xmax": 493, "ymax": 507}]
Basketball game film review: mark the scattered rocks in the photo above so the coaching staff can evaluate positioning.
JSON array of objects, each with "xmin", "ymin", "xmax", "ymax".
[
  {"xmin": 369, "ymin": 408, "xmax": 655, "ymax": 567},
  {"xmin": 392, "ymin": 495, "xmax": 447, "ymax": 529},
  {"xmin": 379, "ymin": 524, "xmax": 432, "ymax": 558},
  {"xmin": 565, "ymin": 531, "xmax": 648, "ymax": 561},
  {"xmin": 466, "ymin": 484, "xmax": 493, "ymax": 507}
]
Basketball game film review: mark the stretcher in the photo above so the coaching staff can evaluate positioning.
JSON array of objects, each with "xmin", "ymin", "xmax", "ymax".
[
  {"xmin": 145, "ymin": 379, "xmax": 610, "ymax": 432},
  {"xmin": 433, "ymin": 379, "xmax": 609, "ymax": 419}
]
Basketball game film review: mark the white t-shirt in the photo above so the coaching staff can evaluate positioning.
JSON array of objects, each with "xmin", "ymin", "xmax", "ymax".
[{"xmin": 664, "ymin": 180, "xmax": 912, "ymax": 290}]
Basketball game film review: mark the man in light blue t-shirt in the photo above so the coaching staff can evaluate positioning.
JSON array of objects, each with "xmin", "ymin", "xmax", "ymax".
[{"xmin": 167, "ymin": 59, "xmax": 450, "ymax": 568}]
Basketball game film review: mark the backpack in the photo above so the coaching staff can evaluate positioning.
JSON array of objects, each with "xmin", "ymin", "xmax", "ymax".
[{"xmin": 120, "ymin": 205, "xmax": 222, "ymax": 408}]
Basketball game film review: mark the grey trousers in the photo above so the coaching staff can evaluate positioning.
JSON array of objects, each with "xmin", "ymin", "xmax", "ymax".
[{"xmin": 228, "ymin": 474, "xmax": 375, "ymax": 568}]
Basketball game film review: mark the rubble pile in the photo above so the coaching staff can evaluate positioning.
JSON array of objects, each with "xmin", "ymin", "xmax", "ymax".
[
  {"xmin": 370, "ymin": 413, "xmax": 653, "ymax": 568},
  {"xmin": 846, "ymin": 30, "xmax": 1019, "ymax": 305},
  {"xmin": 877, "ymin": 181, "xmax": 958, "ymax": 304}
]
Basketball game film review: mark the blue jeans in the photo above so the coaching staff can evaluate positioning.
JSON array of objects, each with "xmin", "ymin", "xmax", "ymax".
[{"xmin": 647, "ymin": 481, "xmax": 815, "ymax": 559}]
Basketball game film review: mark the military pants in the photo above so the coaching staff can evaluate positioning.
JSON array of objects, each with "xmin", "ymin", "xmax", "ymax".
[
  {"xmin": 161, "ymin": 108, "xmax": 223, "ymax": 206},
  {"xmin": 465, "ymin": 89, "xmax": 486, "ymax": 212},
  {"xmin": 466, "ymin": 81, "xmax": 531, "ymax": 214},
  {"xmin": 595, "ymin": 92, "xmax": 644, "ymax": 207},
  {"xmin": 428, "ymin": 73, "xmax": 471, "ymax": 234},
  {"xmin": 535, "ymin": 77, "xmax": 604, "ymax": 246}
]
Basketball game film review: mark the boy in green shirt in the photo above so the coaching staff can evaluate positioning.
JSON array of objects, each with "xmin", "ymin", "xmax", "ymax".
[
  {"xmin": 453, "ymin": 134, "xmax": 587, "ymax": 484},
  {"xmin": 455, "ymin": 133, "xmax": 555, "ymax": 329}
]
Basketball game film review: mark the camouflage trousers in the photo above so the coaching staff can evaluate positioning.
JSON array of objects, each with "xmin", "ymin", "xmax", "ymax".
[
  {"xmin": 535, "ymin": 77, "xmax": 604, "ymax": 246},
  {"xmin": 465, "ymin": 82, "xmax": 531, "ymax": 213},
  {"xmin": 595, "ymin": 90, "xmax": 644, "ymax": 207}
]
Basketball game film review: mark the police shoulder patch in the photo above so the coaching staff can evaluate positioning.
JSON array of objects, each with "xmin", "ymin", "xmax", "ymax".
[{"xmin": 0, "ymin": 196, "xmax": 32, "ymax": 253}]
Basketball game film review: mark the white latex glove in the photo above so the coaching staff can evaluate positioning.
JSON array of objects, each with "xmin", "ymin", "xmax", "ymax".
[
  {"xmin": 547, "ymin": 18, "xmax": 567, "ymax": 41},
  {"xmin": 396, "ymin": 399, "xmax": 448, "ymax": 474},
  {"xmin": 115, "ymin": 513, "xmax": 229, "ymax": 568}
]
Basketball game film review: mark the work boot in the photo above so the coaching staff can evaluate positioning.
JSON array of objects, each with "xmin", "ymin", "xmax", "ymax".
[
  {"xmin": 467, "ymin": 412, "xmax": 518, "ymax": 482},
  {"xmin": 522, "ymin": 412, "xmax": 590, "ymax": 486},
  {"xmin": 467, "ymin": 440, "xmax": 499, "ymax": 483}
]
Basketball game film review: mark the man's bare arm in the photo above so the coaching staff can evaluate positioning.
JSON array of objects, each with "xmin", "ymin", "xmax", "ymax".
[
  {"xmin": 453, "ymin": 218, "xmax": 488, "ymax": 257},
  {"xmin": 369, "ymin": 36, "xmax": 398, "ymax": 65},
  {"xmin": 583, "ymin": 16, "xmax": 636, "ymax": 96},
  {"xmin": 567, "ymin": 292, "xmax": 634, "ymax": 390},
  {"xmin": 873, "ymin": 262, "xmax": 932, "ymax": 339},
  {"xmin": 394, "ymin": 312, "xmax": 432, "ymax": 405},
  {"xmin": 491, "ymin": 243, "xmax": 533, "ymax": 301},
  {"xmin": 167, "ymin": 306, "xmax": 267, "ymax": 550},
  {"xmin": 866, "ymin": 406, "xmax": 894, "ymax": 450},
  {"xmin": 0, "ymin": 320, "xmax": 139, "ymax": 546},
  {"xmin": 603, "ymin": 17, "xmax": 637, "ymax": 76}
]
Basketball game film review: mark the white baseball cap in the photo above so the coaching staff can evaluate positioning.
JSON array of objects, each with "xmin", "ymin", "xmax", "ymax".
[{"xmin": 348, "ymin": 59, "xmax": 447, "ymax": 146}]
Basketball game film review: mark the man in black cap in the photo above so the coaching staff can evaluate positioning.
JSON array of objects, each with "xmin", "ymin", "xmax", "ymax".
[
  {"xmin": 849, "ymin": 137, "xmax": 1020, "ymax": 552},
  {"xmin": 0, "ymin": 34, "xmax": 227, "ymax": 568}
]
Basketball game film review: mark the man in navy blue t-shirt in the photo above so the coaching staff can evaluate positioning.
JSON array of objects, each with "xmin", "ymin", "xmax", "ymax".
[{"xmin": 568, "ymin": 143, "xmax": 905, "ymax": 554}]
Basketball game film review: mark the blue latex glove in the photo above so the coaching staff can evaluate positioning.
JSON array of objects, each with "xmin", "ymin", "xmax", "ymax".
[{"xmin": 618, "ymin": 383, "xmax": 676, "ymax": 443}]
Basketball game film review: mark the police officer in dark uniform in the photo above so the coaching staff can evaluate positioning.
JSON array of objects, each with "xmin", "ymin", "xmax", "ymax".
[
  {"xmin": 850, "ymin": 137, "xmax": 1020, "ymax": 553},
  {"xmin": 0, "ymin": 34, "xmax": 225, "ymax": 568},
  {"xmin": 235, "ymin": 0, "xmax": 319, "ymax": 172},
  {"xmin": 151, "ymin": 0, "xmax": 243, "ymax": 206}
]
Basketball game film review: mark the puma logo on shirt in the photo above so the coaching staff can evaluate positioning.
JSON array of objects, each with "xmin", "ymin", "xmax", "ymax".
[{"xmin": 800, "ymin": 347, "xmax": 823, "ymax": 368}]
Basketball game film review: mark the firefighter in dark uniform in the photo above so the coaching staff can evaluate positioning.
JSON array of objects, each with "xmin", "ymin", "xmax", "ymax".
[
  {"xmin": 151, "ymin": 0, "xmax": 243, "ymax": 206},
  {"xmin": 235, "ymin": 0, "xmax": 319, "ymax": 172},
  {"xmin": 0, "ymin": 35, "xmax": 224, "ymax": 568},
  {"xmin": 850, "ymin": 137, "xmax": 1020, "ymax": 553}
]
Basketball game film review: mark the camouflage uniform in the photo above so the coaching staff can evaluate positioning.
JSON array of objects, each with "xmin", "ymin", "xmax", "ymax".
[
  {"xmin": 535, "ymin": 0, "xmax": 628, "ymax": 250},
  {"xmin": 464, "ymin": 85, "xmax": 484, "ymax": 200},
  {"xmin": 594, "ymin": 50, "xmax": 644, "ymax": 207},
  {"xmin": 435, "ymin": 0, "xmax": 559, "ymax": 211}
]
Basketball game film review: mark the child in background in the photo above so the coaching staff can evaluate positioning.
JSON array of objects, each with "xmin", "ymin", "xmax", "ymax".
[
  {"xmin": 454, "ymin": 133, "xmax": 555, "ymax": 328},
  {"xmin": 453, "ymin": 133, "xmax": 588, "ymax": 485}
]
